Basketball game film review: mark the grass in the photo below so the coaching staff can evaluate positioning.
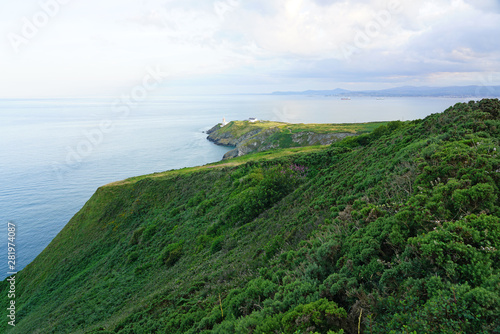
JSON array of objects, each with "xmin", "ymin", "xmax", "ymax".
[
  {"xmin": 2, "ymin": 100, "xmax": 499, "ymax": 334},
  {"xmin": 216, "ymin": 120, "xmax": 389, "ymax": 138},
  {"xmin": 106, "ymin": 145, "xmax": 327, "ymax": 187},
  {"xmin": 209, "ymin": 120, "xmax": 390, "ymax": 158}
]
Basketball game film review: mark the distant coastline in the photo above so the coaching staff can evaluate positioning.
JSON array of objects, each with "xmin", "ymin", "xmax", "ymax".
[{"xmin": 271, "ymin": 85, "xmax": 500, "ymax": 98}]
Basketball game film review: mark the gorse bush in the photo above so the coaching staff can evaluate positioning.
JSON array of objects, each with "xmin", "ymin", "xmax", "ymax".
[
  {"xmin": 1, "ymin": 100, "xmax": 499, "ymax": 333},
  {"xmin": 159, "ymin": 241, "xmax": 184, "ymax": 267}
]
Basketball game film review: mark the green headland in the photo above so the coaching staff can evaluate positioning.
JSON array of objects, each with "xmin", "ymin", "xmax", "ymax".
[
  {"xmin": 1, "ymin": 100, "xmax": 499, "ymax": 333},
  {"xmin": 206, "ymin": 120, "xmax": 387, "ymax": 159}
]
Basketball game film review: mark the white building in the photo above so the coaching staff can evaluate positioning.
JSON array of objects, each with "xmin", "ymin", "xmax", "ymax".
[
  {"xmin": 249, "ymin": 117, "xmax": 258, "ymax": 123},
  {"xmin": 222, "ymin": 117, "xmax": 228, "ymax": 126}
]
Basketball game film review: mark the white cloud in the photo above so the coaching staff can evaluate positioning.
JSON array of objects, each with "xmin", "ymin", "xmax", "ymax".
[{"xmin": 0, "ymin": 0, "xmax": 499, "ymax": 97}]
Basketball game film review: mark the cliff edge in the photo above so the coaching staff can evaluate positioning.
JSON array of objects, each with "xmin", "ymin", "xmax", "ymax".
[
  {"xmin": 206, "ymin": 120, "xmax": 383, "ymax": 159},
  {"xmin": 2, "ymin": 100, "xmax": 499, "ymax": 334}
]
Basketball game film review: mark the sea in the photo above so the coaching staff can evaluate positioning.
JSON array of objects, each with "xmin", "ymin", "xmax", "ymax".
[{"xmin": 0, "ymin": 95, "xmax": 474, "ymax": 279}]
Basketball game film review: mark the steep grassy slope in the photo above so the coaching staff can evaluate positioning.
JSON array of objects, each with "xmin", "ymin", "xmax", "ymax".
[
  {"xmin": 207, "ymin": 120, "xmax": 386, "ymax": 159},
  {"xmin": 1, "ymin": 100, "xmax": 499, "ymax": 333}
]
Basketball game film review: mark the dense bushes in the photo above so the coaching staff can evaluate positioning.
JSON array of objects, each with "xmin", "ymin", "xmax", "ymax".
[
  {"xmin": 223, "ymin": 164, "xmax": 308, "ymax": 225},
  {"xmin": 159, "ymin": 241, "xmax": 184, "ymax": 267},
  {"xmin": 2, "ymin": 100, "xmax": 499, "ymax": 333}
]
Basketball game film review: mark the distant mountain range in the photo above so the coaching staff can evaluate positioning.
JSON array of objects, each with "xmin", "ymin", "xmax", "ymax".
[{"xmin": 271, "ymin": 85, "xmax": 500, "ymax": 97}]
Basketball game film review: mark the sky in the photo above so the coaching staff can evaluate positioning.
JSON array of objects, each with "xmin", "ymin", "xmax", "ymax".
[{"xmin": 1, "ymin": 0, "xmax": 499, "ymax": 97}]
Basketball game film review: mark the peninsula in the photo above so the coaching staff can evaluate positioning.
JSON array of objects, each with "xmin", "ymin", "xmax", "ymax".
[{"xmin": 206, "ymin": 119, "xmax": 387, "ymax": 159}]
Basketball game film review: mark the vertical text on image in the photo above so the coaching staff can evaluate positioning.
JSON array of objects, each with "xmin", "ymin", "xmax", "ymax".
[{"xmin": 7, "ymin": 221, "xmax": 17, "ymax": 327}]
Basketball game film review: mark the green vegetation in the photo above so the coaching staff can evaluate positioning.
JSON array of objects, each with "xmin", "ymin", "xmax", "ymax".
[
  {"xmin": 216, "ymin": 120, "xmax": 385, "ymax": 137},
  {"xmin": 108, "ymin": 145, "xmax": 326, "ymax": 187},
  {"xmin": 2, "ymin": 99, "xmax": 499, "ymax": 333},
  {"xmin": 207, "ymin": 120, "xmax": 388, "ymax": 159}
]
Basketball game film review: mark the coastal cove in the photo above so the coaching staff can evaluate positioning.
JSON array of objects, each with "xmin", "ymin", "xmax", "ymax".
[{"xmin": 0, "ymin": 95, "xmax": 473, "ymax": 278}]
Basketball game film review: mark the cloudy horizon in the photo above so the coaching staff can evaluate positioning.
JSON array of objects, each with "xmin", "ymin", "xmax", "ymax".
[{"xmin": 1, "ymin": 0, "xmax": 499, "ymax": 98}]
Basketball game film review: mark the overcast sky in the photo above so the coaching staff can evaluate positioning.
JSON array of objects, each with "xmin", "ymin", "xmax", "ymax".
[{"xmin": 1, "ymin": 0, "xmax": 499, "ymax": 97}]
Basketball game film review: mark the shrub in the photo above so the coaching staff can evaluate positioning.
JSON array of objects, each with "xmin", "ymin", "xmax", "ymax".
[
  {"xmin": 129, "ymin": 226, "xmax": 145, "ymax": 245},
  {"xmin": 281, "ymin": 299, "xmax": 347, "ymax": 333},
  {"xmin": 159, "ymin": 241, "xmax": 184, "ymax": 267},
  {"xmin": 210, "ymin": 236, "xmax": 224, "ymax": 254}
]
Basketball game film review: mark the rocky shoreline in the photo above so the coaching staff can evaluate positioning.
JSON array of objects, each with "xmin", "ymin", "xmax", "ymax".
[{"xmin": 206, "ymin": 121, "xmax": 356, "ymax": 160}]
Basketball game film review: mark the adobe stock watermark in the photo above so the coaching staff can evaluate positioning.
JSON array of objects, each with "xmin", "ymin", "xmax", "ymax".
[
  {"xmin": 6, "ymin": 221, "xmax": 17, "ymax": 327},
  {"xmin": 155, "ymin": 0, "xmax": 240, "ymax": 32},
  {"xmin": 339, "ymin": 0, "xmax": 402, "ymax": 60},
  {"xmin": 475, "ymin": 72, "xmax": 499, "ymax": 98},
  {"xmin": 214, "ymin": 0, "xmax": 240, "ymax": 21},
  {"xmin": 271, "ymin": 106, "xmax": 296, "ymax": 123},
  {"xmin": 51, "ymin": 66, "xmax": 168, "ymax": 181},
  {"xmin": 7, "ymin": 0, "xmax": 73, "ymax": 54}
]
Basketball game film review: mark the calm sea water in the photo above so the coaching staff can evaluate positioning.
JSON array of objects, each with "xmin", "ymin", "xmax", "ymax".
[{"xmin": 0, "ymin": 95, "xmax": 473, "ymax": 279}]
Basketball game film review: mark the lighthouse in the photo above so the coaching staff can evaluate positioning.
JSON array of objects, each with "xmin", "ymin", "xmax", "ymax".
[{"xmin": 222, "ymin": 117, "xmax": 228, "ymax": 126}]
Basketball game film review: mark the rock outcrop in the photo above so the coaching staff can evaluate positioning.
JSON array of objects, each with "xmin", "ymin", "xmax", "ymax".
[{"xmin": 206, "ymin": 121, "xmax": 357, "ymax": 160}]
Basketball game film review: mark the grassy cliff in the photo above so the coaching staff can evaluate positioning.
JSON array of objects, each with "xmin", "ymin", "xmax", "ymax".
[
  {"xmin": 1, "ymin": 100, "xmax": 500, "ymax": 333},
  {"xmin": 206, "ymin": 120, "xmax": 387, "ymax": 159}
]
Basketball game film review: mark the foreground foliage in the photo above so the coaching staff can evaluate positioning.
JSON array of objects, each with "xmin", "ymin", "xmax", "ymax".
[{"xmin": 1, "ymin": 99, "xmax": 499, "ymax": 333}]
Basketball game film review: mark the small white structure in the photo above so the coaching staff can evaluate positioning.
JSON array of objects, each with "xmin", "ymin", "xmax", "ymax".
[
  {"xmin": 249, "ymin": 117, "xmax": 258, "ymax": 123},
  {"xmin": 222, "ymin": 117, "xmax": 228, "ymax": 126}
]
